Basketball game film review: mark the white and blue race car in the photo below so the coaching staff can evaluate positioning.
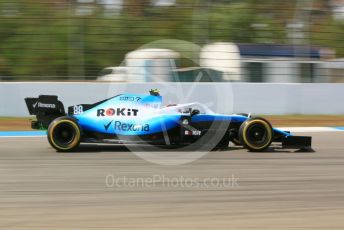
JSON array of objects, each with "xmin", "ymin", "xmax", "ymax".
[{"xmin": 25, "ymin": 89, "xmax": 311, "ymax": 152}]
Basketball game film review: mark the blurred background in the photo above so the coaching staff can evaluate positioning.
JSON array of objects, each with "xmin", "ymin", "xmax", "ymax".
[{"xmin": 0, "ymin": 0, "xmax": 344, "ymax": 82}]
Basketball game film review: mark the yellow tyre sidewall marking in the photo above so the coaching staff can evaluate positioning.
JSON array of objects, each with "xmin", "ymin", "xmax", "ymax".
[
  {"xmin": 48, "ymin": 120, "xmax": 81, "ymax": 151},
  {"xmin": 242, "ymin": 120, "xmax": 272, "ymax": 150}
]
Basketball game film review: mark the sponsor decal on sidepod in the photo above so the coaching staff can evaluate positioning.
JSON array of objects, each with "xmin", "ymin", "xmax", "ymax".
[
  {"xmin": 103, "ymin": 121, "xmax": 150, "ymax": 132},
  {"xmin": 114, "ymin": 121, "xmax": 150, "ymax": 132},
  {"xmin": 97, "ymin": 108, "xmax": 139, "ymax": 117}
]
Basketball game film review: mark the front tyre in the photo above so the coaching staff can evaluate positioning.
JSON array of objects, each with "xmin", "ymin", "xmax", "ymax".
[
  {"xmin": 238, "ymin": 117, "xmax": 273, "ymax": 152},
  {"xmin": 47, "ymin": 117, "xmax": 81, "ymax": 152}
]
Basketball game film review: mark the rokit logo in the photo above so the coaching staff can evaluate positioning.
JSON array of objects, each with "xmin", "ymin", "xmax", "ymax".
[
  {"xmin": 114, "ymin": 121, "xmax": 149, "ymax": 132},
  {"xmin": 97, "ymin": 108, "xmax": 139, "ymax": 117}
]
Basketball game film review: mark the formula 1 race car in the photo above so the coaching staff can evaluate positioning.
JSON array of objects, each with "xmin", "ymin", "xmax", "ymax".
[{"xmin": 25, "ymin": 89, "xmax": 312, "ymax": 152}]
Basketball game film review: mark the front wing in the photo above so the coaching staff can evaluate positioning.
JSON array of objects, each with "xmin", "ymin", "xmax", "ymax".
[{"xmin": 273, "ymin": 128, "xmax": 312, "ymax": 150}]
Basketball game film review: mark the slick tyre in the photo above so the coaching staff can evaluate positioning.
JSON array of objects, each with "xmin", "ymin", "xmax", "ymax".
[
  {"xmin": 47, "ymin": 117, "xmax": 81, "ymax": 152},
  {"xmin": 238, "ymin": 117, "xmax": 273, "ymax": 152}
]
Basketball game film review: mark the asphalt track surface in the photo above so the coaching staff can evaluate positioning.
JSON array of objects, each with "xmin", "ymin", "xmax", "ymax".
[{"xmin": 0, "ymin": 132, "xmax": 344, "ymax": 229}]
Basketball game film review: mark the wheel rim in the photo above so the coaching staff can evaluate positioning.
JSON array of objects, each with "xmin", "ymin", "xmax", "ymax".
[
  {"xmin": 52, "ymin": 123, "xmax": 76, "ymax": 148},
  {"xmin": 246, "ymin": 123, "xmax": 268, "ymax": 147}
]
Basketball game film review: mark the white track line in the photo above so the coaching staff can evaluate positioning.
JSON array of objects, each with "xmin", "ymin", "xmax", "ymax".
[{"xmin": 277, "ymin": 127, "xmax": 343, "ymax": 132}]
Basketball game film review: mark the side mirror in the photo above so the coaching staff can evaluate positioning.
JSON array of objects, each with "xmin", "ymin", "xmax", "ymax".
[{"xmin": 191, "ymin": 109, "xmax": 200, "ymax": 116}]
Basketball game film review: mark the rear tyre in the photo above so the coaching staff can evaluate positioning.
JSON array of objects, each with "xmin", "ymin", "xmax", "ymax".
[
  {"xmin": 238, "ymin": 117, "xmax": 273, "ymax": 152},
  {"xmin": 47, "ymin": 117, "xmax": 81, "ymax": 152}
]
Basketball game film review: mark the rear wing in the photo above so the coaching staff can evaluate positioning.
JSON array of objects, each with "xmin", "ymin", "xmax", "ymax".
[{"xmin": 25, "ymin": 95, "xmax": 66, "ymax": 129}]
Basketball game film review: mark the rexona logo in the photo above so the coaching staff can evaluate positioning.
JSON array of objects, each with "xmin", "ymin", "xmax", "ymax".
[
  {"xmin": 36, "ymin": 102, "xmax": 56, "ymax": 109},
  {"xmin": 114, "ymin": 121, "xmax": 149, "ymax": 132},
  {"xmin": 97, "ymin": 108, "xmax": 139, "ymax": 117}
]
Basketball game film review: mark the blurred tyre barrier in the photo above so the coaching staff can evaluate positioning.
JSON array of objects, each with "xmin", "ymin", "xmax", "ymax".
[{"xmin": 0, "ymin": 82, "xmax": 344, "ymax": 116}]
